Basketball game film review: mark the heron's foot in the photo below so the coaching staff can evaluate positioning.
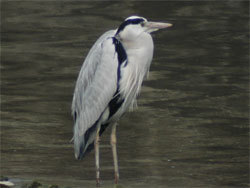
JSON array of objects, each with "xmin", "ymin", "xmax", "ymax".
[
  {"xmin": 114, "ymin": 173, "xmax": 119, "ymax": 184},
  {"xmin": 96, "ymin": 177, "xmax": 100, "ymax": 187}
]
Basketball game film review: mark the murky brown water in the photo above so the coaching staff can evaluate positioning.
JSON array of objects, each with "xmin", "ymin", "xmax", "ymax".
[{"xmin": 1, "ymin": 1, "xmax": 249, "ymax": 188}]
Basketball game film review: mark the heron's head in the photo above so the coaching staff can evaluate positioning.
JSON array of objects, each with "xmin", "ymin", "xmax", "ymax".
[{"xmin": 115, "ymin": 16, "xmax": 172, "ymax": 41}]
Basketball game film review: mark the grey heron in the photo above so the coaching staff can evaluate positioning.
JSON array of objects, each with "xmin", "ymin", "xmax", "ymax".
[{"xmin": 72, "ymin": 16, "xmax": 172, "ymax": 185}]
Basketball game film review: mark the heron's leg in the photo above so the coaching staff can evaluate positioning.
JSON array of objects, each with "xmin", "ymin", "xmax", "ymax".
[
  {"xmin": 111, "ymin": 123, "xmax": 119, "ymax": 184},
  {"xmin": 95, "ymin": 126, "xmax": 101, "ymax": 186}
]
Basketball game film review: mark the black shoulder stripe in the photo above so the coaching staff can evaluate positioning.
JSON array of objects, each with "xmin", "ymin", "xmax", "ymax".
[
  {"xmin": 112, "ymin": 37, "xmax": 127, "ymax": 65},
  {"xmin": 112, "ymin": 37, "xmax": 127, "ymax": 88},
  {"xmin": 103, "ymin": 37, "xmax": 127, "ymax": 122}
]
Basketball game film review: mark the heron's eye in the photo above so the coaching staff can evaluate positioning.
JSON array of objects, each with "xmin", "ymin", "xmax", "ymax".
[{"xmin": 141, "ymin": 22, "xmax": 145, "ymax": 27}]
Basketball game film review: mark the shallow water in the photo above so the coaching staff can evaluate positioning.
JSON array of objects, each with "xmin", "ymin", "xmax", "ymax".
[{"xmin": 1, "ymin": 1, "xmax": 249, "ymax": 188}]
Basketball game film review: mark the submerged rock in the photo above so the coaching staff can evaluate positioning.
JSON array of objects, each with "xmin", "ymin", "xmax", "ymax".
[{"xmin": 28, "ymin": 181, "xmax": 42, "ymax": 188}]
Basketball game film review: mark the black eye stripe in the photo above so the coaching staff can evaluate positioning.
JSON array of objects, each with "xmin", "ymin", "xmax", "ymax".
[{"xmin": 116, "ymin": 18, "xmax": 145, "ymax": 35}]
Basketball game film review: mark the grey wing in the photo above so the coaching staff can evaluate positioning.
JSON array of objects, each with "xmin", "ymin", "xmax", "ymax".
[
  {"xmin": 72, "ymin": 31, "xmax": 118, "ymax": 159},
  {"xmin": 72, "ymin": 30, "xmax": 116, "ymax": 112}
]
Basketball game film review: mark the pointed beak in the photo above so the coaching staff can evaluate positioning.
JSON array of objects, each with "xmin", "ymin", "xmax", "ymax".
[{"xmin": 144, "ymin": 21, "xmax": 173, "ymax": 33}]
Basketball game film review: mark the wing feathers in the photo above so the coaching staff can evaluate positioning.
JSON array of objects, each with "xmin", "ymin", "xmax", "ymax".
[{"xmin": 72, "ymin": 32, "xmax": 120, "ymax": 159}]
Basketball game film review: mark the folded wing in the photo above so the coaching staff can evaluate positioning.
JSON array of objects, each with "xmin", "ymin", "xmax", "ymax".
[{"xmin": 72, "ymin": 30, "xmax": 120, "ymax": 159}]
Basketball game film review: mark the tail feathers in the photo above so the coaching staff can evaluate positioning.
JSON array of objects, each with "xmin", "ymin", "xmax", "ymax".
[
  {"xmin": 74, "ymin": 136, "xmax": 95, "ymax": 160},
  {"xmin": 73, "ymin": 133, "xmax": 85, "ymax": 159},
  {"xmin": 73, "ymin": 121, "xmax": 110, "ymax": 159},
  {"xmin": 73, "ymin": 121, "xmax": 98, "ymax": 159}
]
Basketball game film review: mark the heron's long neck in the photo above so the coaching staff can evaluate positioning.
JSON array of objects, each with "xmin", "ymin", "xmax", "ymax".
[
  {"xmin": 121, "ymin": 34, "xmax": 154, "ymax": 69},
  {"xmin": 118, "ymin": 33, "xmax": 154, "ymax": 108}
]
